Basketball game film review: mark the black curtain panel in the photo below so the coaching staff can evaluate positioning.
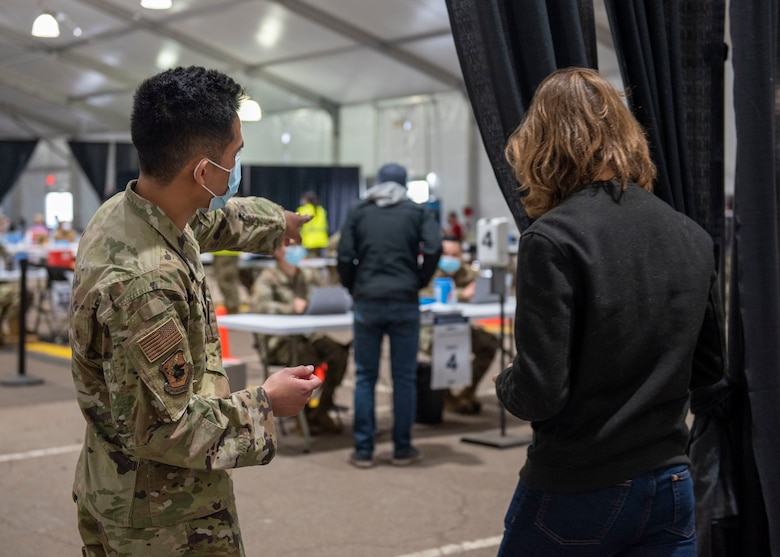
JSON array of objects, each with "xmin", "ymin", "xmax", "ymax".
[
  {"xmin": 444, "ymin": 0, "xmax": 779, "ymax": 551},
  {"xmin": 68, "ymin": 141, "xmax": 109, "ymax": 201},
  {"xmin": 678, "ymin": 1, "xmax": 727, "ymax": 276},
  {"xmin": 247, "ymin": 166, "xmax": 360, "ymax": 233},
  {"xmin": 604, "ymin": 1, "xmax": 697, "ymax": 218},
  {"xmin": 114, "ymin": 143, "xmax": 140, "ymax": 197},
  {"xmin": 446, "ymin": 0, "xmax": 597, "ymax": 232},
  {"xmin": 604, "ymin": 1, "xmax": 727, "ymax": 266},
  {"xmin": 0, "ymin": 139, "xmax": 39, "ymax": 202},
  {"xmin": 727, "ymin": 0, "xmax": 780, "ymax": 555}
]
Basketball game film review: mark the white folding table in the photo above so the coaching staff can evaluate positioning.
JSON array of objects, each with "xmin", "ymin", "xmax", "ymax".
[{"xmin": 216, "ymin": 298, "xmax": 516, "ymax": 452}]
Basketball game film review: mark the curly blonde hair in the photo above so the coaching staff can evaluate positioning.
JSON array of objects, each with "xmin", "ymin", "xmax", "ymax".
[{"xmin": 505, "ymin": 67, "xmax": 656, "ymax": 218}]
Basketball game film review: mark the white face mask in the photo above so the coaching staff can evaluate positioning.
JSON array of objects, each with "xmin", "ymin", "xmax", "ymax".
[{"xmin": 196, "ymin": 153, "xmax": 241, "ymax": 212}]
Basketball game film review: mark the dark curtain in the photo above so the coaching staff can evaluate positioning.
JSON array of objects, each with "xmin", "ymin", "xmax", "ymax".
[
  {"xmin": 114, "ymin": 143, "xmax": 139, "ymax": 197},
  {"xmin": 445, "ymin": 0, "xmax": 597, "ymax": 232},
  {"xmin": 248, "ymin": 166, "xmax": 360, "ymax": 233},
  {"xmin": 68, "ymin": 141, "xmax": 109, "ymax": 200},
  {"xmin": 677, "ymin": 2, "xmax": 727, "ymax": 277},
  {"xmin": 604, "ymin": 1, "xmax": 696, "ymax": 218},
  {"xmin": 0, "ymin": 140, "xmax": 39, "ymax": 202},
  {"xmin": 727, "ymin": 1, "xmax": 780, "ymax": 555},
  {"xmin": 604, "ymin": 1, "xmax": 727, "ymax": 277},
  {"xmin": 448, "ymin": 1, "xmax": 759, "ymax": 554}
]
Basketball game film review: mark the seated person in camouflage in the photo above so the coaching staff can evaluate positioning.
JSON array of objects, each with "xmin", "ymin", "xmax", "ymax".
[
  {"xmin": 0, "ymin": 240, "xmax": 29, "ymax": 346},
  {"xmin": 420, "ymin": 237, "xmax": 501, "ymax": 414},
  {"xmin": 0, "ymin": 281, "xmax": 22, "ymax": 345},
  {"xmin": 211, "ymin": 250, "xmax": 242, "ymax": 314},
  {"xmin": 251, "ymin": 243, "xmax": 350, "ymax": 434}
]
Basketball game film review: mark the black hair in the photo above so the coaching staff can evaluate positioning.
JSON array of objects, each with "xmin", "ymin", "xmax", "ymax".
[
  {"xmin": 301, "ymin": 191, "xmax": 320, "ymax": 207},
  {"xmin": 130, "ymin": 66, "xmax": 245, "ymax": 182}
]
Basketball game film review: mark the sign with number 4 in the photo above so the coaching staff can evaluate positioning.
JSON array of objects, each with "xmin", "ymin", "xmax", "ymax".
[
  {"xmin": 432, "ymin": 313, "xmax": 472, "ymax": 389},
  {"xmin": 476, "ymin": 217, "xmax": 509, "ymax": 267}
]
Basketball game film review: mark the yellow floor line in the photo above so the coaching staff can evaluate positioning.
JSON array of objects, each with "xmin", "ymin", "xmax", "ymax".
[{"xmin": 25, "ymin": 341, "xmax": 72, "ymax": 360}]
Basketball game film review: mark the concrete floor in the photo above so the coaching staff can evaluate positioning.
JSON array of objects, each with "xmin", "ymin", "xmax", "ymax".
[{"xmin": 0, "ymin": 322, "xmax": 531, "ymax": 557}]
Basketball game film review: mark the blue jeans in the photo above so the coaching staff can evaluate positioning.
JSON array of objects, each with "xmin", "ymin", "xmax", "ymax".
[
  {"xmin": 498, "ymin": 465, "xmax": 697, "ymax": 556},
  {"xmin": 352, "ymin": 300, "xmax": 420, "ymax": 456}
]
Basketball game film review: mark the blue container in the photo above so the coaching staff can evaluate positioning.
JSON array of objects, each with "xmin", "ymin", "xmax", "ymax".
[{"xmin": 433, "ymin": 277, "xmax": 456, "ymax": 304}]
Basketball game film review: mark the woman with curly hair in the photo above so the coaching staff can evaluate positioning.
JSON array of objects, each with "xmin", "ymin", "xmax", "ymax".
[{"xmin": 494, "ymin": 67, "xmax": 725, "ymax": 556}]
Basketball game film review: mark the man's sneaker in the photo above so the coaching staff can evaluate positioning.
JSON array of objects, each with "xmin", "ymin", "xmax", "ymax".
[
  {"xmin": 349, "ymin": 451, "xmax": 374, "ymax": 468},
  {"xmin": 391, "ymin": 447, "xmax": 423, "ymax": 466}
]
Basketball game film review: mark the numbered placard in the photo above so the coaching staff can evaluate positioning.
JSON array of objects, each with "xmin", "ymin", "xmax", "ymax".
[
  {"xmin": 431, "ymin": 313, "xmax": 472, "ymax": 389},
  {"xmin": 476, "ymin": 217, "xmax": 509, "ymax": 267}
]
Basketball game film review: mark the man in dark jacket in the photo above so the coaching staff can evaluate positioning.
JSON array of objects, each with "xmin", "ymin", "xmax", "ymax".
[{"xmin": 337, "ymin": 162, "xmax": 442, "ymax": 468}]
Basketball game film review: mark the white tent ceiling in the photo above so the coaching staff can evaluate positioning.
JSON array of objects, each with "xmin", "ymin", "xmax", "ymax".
[{"xmin": 0, "ymin": 0, "xmax": 615, "ymax": 140}]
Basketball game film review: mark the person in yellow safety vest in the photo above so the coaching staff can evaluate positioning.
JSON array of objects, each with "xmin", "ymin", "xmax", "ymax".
[{"xmin": 297, "ymin": 191, "xmax": 329, "ymax": 257}]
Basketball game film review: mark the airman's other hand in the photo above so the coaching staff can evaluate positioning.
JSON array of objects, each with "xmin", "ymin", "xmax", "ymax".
[{"xmin": 262, "ymin": 365, "xmax": 322, "ymax": 417}]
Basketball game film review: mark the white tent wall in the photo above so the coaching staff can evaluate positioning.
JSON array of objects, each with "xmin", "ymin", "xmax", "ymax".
[
  {"xmin": 241, "ymin": 108, "xmax": 334, "ymax": 165},
  {"xmin": 5, "ymin": 89, "xmax": 519, "ymax": 235},
  {"xmin": 223, "ymin": 89, "xmax": 515, "ymax": 233},
  {"xmin": 2, "ymin": 138, "xmax": 100, "ymax": 233},
  {"xmin": 340, "ymin": 103, "xmax": 378, "ymax": 182},
  {"xmin": 336, "ymin": 90, "xmax": 514, "ymax": 232}
]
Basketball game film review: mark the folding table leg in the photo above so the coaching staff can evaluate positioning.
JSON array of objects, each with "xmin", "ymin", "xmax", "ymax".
[{"xmin": 290, "ymin": 337, "xmax": 312, "ymax": 453}]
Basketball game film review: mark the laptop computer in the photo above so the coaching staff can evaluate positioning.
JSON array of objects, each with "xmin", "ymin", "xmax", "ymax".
[
  {"xmin": 469, "ymin": 275, "xmax": 500, "ymax": 304},
  {"xmin": 305, "ymin": 286, "xmax": 353, "ymax": 315}
]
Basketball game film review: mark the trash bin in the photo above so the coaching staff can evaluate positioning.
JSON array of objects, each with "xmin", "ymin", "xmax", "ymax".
[{"xmin": 416, "ymin": 362, "xmax": 444, "ymax": 424}]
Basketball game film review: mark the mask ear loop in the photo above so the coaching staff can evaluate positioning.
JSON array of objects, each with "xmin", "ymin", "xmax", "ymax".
[{"xmin": 194, "ymin": 158, "xmax": 218, "ymax": 197}]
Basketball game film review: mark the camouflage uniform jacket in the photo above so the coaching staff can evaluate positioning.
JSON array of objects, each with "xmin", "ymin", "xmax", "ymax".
[
  {"xmin": 70, "ymin": 182, "xmax": 286, "ymax": 528},
  {"xmin": 249, "ymin": 265, "xmax": 324, "ymax": 361},
  {"xmin": 419, "ymin": 264, "xmax": 477, "ymax": 354}
]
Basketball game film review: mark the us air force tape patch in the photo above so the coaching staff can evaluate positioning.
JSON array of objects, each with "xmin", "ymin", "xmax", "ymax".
[
  {"xmin": 159, "ymin": 349, "xmax": 193, "ymax": 395},
  {"xmin": 138, "ymin": 318, "xmax": 183, "ymax": 362}
]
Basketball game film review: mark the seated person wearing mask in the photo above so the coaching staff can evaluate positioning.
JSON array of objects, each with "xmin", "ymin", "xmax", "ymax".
[
  {"xmin": 420, "ymin": 237, "xmax": 500, "ymax": 414},
  {"xmin": 53, "ymin": 220, "xmax": 77, "ymax": 243},
  {"xmin": 250, "ymin": 243, "xmax": 350, "ymax": 434},
  {"xmin": 0, "ymin": 275, "xmax": 25, "ymax": 346},
  {"xmin": 0, "ymin": 219, "xmax": 30, "ymax": 346}
]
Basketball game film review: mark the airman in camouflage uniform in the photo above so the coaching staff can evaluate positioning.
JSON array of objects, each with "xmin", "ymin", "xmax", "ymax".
[
  {"xmin": 250, "ymin": 244, "xmax": 350, "ymax": 434},
  {"xmin": 420, "ymin": 238, "xmax": 501, "ymax": 414},
  {"xmin": 70, "ymin": 66, "xmax": 320, "ymax": 557}
]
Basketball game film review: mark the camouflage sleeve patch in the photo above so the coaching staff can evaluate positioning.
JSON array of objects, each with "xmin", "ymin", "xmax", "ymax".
[
  {"xmin": 138, "ymin": 318, "xmax": 183, "ymax": 362},
  {"xmin": 159, "ymin": 349, "xmax": 193, "ymax": 395},
  {"xmin": 126, "ymin": 312, "xmax": 194, "ymax": 422}
]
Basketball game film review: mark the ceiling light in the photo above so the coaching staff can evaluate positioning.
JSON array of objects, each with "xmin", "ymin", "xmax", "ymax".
[
  {"xmin": 239, "ymin": 99, "xmax": 262, "ymax": 122},
  {"xmin": 256, "ymin": 18, "xmax": 282, "ymax": 48},
  {"xmin": 140, "ymin": 0, "xmax": 173, "ymax": 10},
  {"xmin": 31, "ymin": 13, "xmax": 60, "ymax": 38}
]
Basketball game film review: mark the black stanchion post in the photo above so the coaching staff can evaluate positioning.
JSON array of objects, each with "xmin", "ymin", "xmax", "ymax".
[
  {"xmin": 498, "ymin": 288, "xmax": 508, "ymax": 434},
  {"xmin": 1, "ymin": 256, "xmax": 44, "ymax": 387},
  {"xmin": 461, "ymin": 266, "xmax": 529, "ymax": 448}
]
